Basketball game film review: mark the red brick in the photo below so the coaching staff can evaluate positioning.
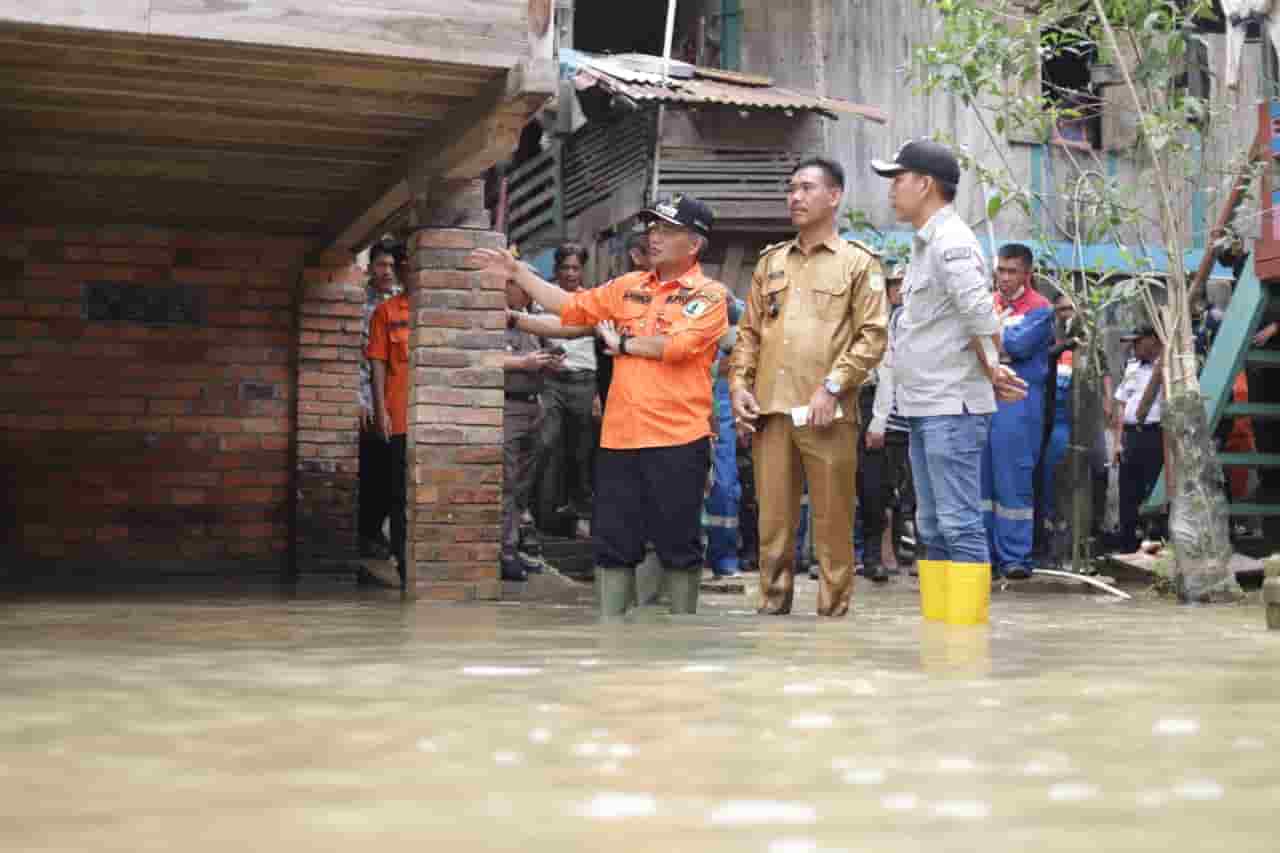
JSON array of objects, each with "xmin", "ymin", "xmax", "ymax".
[
  {"xmin": 410, "ymin": 229, "xmax": 489, "ymax": 251},
  {"xmin": 172, "ymin": 267, "xmax": 243, "ymax": 286},
  {"xmin": 299, "ymin": 345, "xmax": 339, "ymax": 361},
  {"xmin": 454, "ymin": 447, "xmax": 502, "ymax": 465},
  {"xmin": 412, "ymin": 270, "xmax": 476, "ymax": 291},
  {"xmin": 84, "ymin": 397, "xmax": 146, "ymax": 415},
  {"xmin": 149, "ymin": 399, "xmax": 191, "ymax": 415}
]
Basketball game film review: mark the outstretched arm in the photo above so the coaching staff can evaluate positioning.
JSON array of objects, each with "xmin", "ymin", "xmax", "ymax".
[{"xmin": 511, "ymin": 311, "xmax": 595, "ymax": 339}]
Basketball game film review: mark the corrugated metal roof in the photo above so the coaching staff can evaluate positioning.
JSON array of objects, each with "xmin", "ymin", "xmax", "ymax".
[{"xmin": 561, "ymin": 49, "xmax": 885, "ymax": 123}]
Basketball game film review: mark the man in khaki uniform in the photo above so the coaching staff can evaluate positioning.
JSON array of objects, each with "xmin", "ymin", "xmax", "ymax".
[{"xmin": 730, "ymin": 157, "xmax": 888, "ymax": 617}]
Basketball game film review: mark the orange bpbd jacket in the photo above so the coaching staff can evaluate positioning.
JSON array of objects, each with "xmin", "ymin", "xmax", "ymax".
[{"xmin": 560, "ymin": 264, "xmax": 729, "ymax": 450}]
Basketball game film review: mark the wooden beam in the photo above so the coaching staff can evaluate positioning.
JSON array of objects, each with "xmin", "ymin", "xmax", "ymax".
[
  {"xmin": 5, "ymin": 134, "xmax": 391, "ymax": 170},
  {"xmin": 0, "ymin": 0, "xmax": 149, "ymax": 32},
  {"xmin": 0, "ymin": 26, "xmax": 500, "ymax": 95},
  {"xmin": 0, "ymin": 149, "xmax": 367, "ymax": 193},
  {"xmin": 2, "ymin": 104, "xmax": 416, "ymax": 152},
  {"xmin": 1, "ymin": 1, "xmax": 530, "ymax": 69},
  {"xmin": 2, "ymin": 67, "xmax": 461, "ymax": 121},
  {"xmin": 326, "ymin": 60, "xmax": 555, "ymax": 252}
]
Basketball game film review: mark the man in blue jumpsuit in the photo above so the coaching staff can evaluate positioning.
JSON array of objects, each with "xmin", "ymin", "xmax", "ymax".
[
  {"xmin": 981, "ymin": 244, "xmax": 1054, "ymax": 579},
  {"xmin": 705, "ymin": 297, "xmax": 746, "ymax": 577}
]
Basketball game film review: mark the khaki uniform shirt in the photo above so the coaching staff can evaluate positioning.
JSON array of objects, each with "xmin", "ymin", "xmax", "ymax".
[{"xmin": 730, "ymin": 234, "xmax": 888, "ymax": 420}]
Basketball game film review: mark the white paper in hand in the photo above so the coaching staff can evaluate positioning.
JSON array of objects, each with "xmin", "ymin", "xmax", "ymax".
[{"xmin": 790, "ymin": 404, "xmax": 844, "ymax": 428}]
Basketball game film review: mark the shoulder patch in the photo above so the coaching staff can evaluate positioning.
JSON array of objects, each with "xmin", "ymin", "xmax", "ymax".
[
  {"xmin": 759, "ymin": 240, "xmax": 790, "ymax": 257},
  {"xmin": 868, "ymin": 270, "xmax": 885, "ymax": 293},
  {"xmin": 846, "ymin": 239, "xmax": 882, "ymax": 258},
  {"xmin": 683, "ymin": 299, "xmax": 710, "ymax": 318},
  {"xmin": 942, "ymin": 246, "xmax": 973, "ymax": 263}
]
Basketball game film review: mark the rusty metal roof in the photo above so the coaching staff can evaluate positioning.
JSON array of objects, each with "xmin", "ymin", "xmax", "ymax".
[{"xmin": 562, "ymin": 50, "xmax": 886, "ymax": 123}]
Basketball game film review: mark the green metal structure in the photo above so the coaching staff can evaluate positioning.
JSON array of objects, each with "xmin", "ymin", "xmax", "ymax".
[{"xmin": 1143, "ymin": 234, "xmax": 1280, "ymax": 519}]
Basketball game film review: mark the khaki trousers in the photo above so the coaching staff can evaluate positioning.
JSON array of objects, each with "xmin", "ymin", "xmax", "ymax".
[{"xmin": 754, "ymin": 414, "xmax": 859, "ymax": 617}]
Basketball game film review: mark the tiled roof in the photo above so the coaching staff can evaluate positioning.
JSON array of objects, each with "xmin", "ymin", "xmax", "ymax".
[{"xmin": 561, "ymin": 50, "xmax": 886, "ymax": 123}]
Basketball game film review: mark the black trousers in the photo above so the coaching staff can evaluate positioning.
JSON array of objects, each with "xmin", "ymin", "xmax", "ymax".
[
  {"xmin": 389, "ymin": 434, "xmax": 407, "ymax": 567},
  {"xmin": 1118, "ymin": 424, "xmax": 1164, "ymax": 552},
  {"xmin": 594, "ymin": 438, "xmax": 710, "ymax": 570},
  {"xmin": 736, "ymin": 441, "xmax": 759, "ymax": 563},
  {"xmin": 857, "ymin": 386, "xmax": 891, "ymax": 569},
  {"xmin": 885, "ymin": 431, "xmax": 912, "ymax": 556},
  {"xmin": 358, "ymin": 429, "xmax": 392, "ymax": 543}
]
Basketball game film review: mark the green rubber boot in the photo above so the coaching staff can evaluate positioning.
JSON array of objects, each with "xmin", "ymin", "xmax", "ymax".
[
  {"xmin": 596, "ymin": 566, "xmax": 636, "ymax": 621},
  {"xmin": 666, "ymin": 567, "xmax": 701, "ymax": 615}
]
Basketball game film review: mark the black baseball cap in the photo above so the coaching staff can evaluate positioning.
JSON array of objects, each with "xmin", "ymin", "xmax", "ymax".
[
  {"xmin": 871, "ymin": 139, "xmax": 962, "ymax": 187},
  {"xmin": 1120, "ymin": 324, "xmax": 1157, "ymax": 342},
  {"xmin": 640, "ymin": 194, "xmax": 714, "ymax": 237}
]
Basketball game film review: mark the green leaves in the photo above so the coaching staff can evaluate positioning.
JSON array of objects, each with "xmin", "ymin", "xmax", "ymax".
[{"xmin": 986, "ymin": 192, "xmax": 1005, "ymax": 220}]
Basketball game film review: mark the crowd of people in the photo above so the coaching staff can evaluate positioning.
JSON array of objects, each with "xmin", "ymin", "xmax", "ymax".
[{"xmin": 356, "ymin": 140, "xmax": 1176, "ymax": 617}]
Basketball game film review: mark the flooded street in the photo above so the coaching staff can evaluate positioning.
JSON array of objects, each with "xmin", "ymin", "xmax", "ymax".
[{"xmin": 2, "ymin": 579, "xmax": 1278, "ymax": 852}]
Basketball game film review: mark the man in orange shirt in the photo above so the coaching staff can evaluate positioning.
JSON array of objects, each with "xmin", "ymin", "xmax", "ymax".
[
  {"xmin": 365, "ymin": 244, "xmax": 412, "ymax": 589},
  {"xmin": 469, "ymin": 195, "xmax": 729, "ymax": 619}
]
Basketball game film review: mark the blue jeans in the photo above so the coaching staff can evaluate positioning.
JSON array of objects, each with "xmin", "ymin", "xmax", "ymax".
[{"xmin": 908, "ymin": 413, "xmax": 992, "ymax": 565}]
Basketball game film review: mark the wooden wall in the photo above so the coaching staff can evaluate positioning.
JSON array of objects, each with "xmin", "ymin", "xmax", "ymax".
[{"xmin": 738, "ymin": 0, "xmax": 1263, "ymax": 251}]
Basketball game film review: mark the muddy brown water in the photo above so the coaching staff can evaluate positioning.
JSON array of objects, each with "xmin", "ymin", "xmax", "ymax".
[{"xmin": 2, "ymin": 578, "xmax": 1277, "ymax": 852}]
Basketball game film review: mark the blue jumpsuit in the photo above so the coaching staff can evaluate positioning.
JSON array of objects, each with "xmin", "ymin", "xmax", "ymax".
[
  {"xmin": 1040, "ymin": 358, "xmax": 1072, "ymax": 535},
  {"xmin": 704, "ymin": 375, "xmax": 742, "ymax": 575},
  {"xmin": 981, "ymin": 305, "xmax": 1054, "ymax": 574}
]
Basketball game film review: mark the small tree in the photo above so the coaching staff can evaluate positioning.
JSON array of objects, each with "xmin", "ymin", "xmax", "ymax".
[{"xmin": 912, "ymin": 0, "xmax": 1241, "ymax": 600}]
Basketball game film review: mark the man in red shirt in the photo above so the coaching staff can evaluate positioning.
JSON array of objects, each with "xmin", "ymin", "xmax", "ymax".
[
  {"xmin": 365, "ymin": 243, "xmax": 412, "ymax": 589},
  {"xmin": 469, "ymin": 195, "xmax": 728, "ymax": 619}
]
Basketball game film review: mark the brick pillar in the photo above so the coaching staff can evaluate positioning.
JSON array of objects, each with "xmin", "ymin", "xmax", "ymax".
[
  {"xmin": 294, "ymin": 250, "xmax": 365, "ymax": 574},
  {"xmin": 406, "ymin": 227, "xmax": 507, "ymax": 600}
]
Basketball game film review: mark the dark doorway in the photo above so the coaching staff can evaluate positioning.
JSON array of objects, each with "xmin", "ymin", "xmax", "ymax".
[
  {"xmin": 575, "ymin": 5, "xmax": 664, "ymax": 55},
  {"xmin": 575, "ymin": 3, "xmax": 705, "ymax": 58}
]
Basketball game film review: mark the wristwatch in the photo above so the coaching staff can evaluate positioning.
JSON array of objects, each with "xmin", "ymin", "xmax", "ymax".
[
  {"xmin": 619, "ymin": 333, "xmax": 631, "ymax": 356},
  {"xmin": 823, "ymin": 378, "xmax": 841, "ymax": 396},
  {"xmin": 506, "ymin": 312, "xmax": 518, "ymax": 330}
]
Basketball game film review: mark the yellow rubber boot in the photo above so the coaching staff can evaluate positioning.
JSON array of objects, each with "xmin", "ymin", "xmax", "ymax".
[
  {"xmin": 917, "ymin": 559, "xmax": 948, "ymax": 622},
  {"xmin": 945, "ymin": 562, "xmax": 991, "ymax": 626}
]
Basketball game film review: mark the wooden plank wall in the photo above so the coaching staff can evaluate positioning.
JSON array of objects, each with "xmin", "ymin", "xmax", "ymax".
[
  {"xmin": 561, "ymin": 110, "xmax": 655, "ymax": 220},
  {"xmin": 0, "ymin": 0, "xmax": 529, "ymax": 67},
  {"xmin": 738, "ymin": 0, "xmax": 1262, "ymax": 252}
]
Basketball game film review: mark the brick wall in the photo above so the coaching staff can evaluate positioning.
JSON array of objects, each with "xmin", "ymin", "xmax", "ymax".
[
  {"xmin": 406, "ymin": 227, "xmax": 507, "ymax": 600},
  {"xmin": 294, "ymin": 251, "xmax": 365, "ymax": 572},
  {"xmin": 0, "ymin": 225, "xmax": 302, "ymax": 578}
]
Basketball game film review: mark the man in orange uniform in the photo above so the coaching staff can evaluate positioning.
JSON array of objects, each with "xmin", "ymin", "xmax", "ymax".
[
  {"xmin": 365, "ymin": 247, "xmax": 413, "ymax": 589},
  {"xmin": 469, "ymin": 195, "xmax": 729, "ymax": 619}
]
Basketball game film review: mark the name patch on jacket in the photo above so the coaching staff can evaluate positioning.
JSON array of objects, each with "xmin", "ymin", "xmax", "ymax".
[
  {"xmin": 942, "ymin": 247, "xmax": 972, "ymax": 262},
  {"xmin": 624, "ymin": 290, "xmax": 652, "ymax": 304},
  {"xmin": 665, "ymin": 287, "xmax": 696, "ymax": 305},
  {"xmin": 767, "ymin": 270, "xmax": 787, "ymax": 280}
]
